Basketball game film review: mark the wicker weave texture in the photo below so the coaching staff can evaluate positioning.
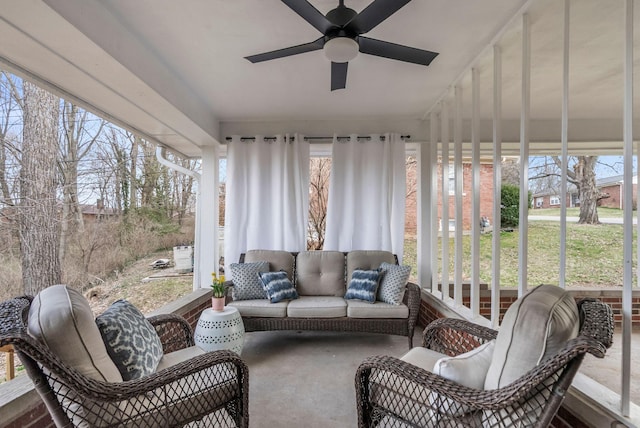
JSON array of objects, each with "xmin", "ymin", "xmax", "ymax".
[
  {"xmin": 355, "ymin": 299, "xmax": 614, "ymax": 428},
  {"xmin": 0, "ymin": 295, "xmax": 249, "ymax": 428}
]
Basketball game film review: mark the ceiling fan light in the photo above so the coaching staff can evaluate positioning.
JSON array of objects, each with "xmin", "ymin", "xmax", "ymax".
[{"xmin": 324, "ymin": 37, "xmax": 359, "ymax": 63}]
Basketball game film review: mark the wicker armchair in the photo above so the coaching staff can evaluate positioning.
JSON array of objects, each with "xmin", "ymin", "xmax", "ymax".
[
  {"xmin": 0, "ymin": 295, "xmax": 249, "ymax": 428},
  {"xmin": 355, "ymin": 297, "xmax": 613, "ymax": 428}
]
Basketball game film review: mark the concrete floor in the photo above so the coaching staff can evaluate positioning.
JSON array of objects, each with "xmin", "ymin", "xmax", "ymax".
[
  {"xmin": 240, "ymin": 329, "xmax": 638, "ymax": 428},
  {"xmin": 241, "ymin": 329, "xmax": 419, "ymax": 428}
]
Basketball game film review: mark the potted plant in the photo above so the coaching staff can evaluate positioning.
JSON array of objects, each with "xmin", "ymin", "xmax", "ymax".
[{"xmin": 211, "ymin": 272, "xmax": 228, "ymax": 311}]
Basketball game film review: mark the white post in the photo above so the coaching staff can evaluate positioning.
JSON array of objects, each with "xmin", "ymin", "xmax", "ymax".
[
  {"xmin": 454, "ymin": 86, "xmax": 464, "ymax": 306},
  {"xmin": 491, "ymin": 44, "xmax": 502, "ymax": 328},
  {"xmin": 518, "ymin": 13, "xmax": 531, "ymax": 297},
  {"xmin": 197, "ymin": 145, "xmax": 220, "ymax": 289},
  {"xmin": 471, "ymin": 67, "xmax": 481, "ymax": 317},
  {"xmin": 559, "ymin": 0, "xmax": 570, "ymax": 289},
  {"xmin": 430, "ymin": 111, "xmax": 440, "ymax": 292},
  {"xmin": 441, "ymin": 102, "xmax": 450, "ymax": 298},
  {"xmin": 417, "ymin": 138, "xmax": 434, "ymax": 289}
]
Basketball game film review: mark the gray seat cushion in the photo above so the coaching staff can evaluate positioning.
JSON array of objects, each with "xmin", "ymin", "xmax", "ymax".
[
  {"xmin": 287, "ymin": 296, "xmax": 347, "ymax": 318},
  {"xmin": 228, "ymin": 299, "xmax": 289, "ymax": 317},
  {"xmin": 346, "ymin": 300, "xmax": 409, "ymax": 318}
]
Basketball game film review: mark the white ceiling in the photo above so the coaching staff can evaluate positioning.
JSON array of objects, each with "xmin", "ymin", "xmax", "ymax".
[{"xmin": 0, "ymin": 0, "xmax": 637, "ymax": 157}]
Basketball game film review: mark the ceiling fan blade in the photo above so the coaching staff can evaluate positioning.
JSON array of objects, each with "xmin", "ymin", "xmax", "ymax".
[
  {"xmin": 358, "ymin": 37, "xmax": 438, "ymax": 66},
  {"xmin": 331, "ymin": 62, "xmax": 348, "ymax": 91},
  {"xmin": 281, "ymin": 0, "xmax": 335, "ymax": 34},
  {"xmin": 346, "ymin": 0, "xmax": 411, "ymax": 34},
  {"xmin": 245, "ymin": 37, "xmax": 325, "ymax": 63}
]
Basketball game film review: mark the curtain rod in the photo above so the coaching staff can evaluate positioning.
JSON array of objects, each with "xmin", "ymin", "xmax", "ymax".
[{"xmin": 224, "ymin": 135, "xmax": 410, "ymax": 143}]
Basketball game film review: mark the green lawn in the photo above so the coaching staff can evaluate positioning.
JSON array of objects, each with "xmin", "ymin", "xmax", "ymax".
[
  {"xmin": 403, "ymin": 220, "xmax": 634, "ymax": 287},
  {"xmin": 531, "ymin": 207, "xmax": 635, "ymax": 219}
]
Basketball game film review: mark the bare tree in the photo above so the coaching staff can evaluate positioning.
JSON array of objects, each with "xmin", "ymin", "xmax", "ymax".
[
  {"xmin": 308, "ymin": 157, "xmax": 331, "ymax": 249},
  {"xmin": 58, "ymin": 102, "xmax": 105, "ymax": 262},
  {"xmin": 19, "ymin": 81, "xmax": 61, "ymax": 294}
]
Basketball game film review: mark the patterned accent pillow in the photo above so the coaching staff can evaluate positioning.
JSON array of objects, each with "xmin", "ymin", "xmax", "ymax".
[
  {"xmin": 95, "ymin": 300, "xmax": 163, "ymax": 381},
  {"xmin": 230, "ymin": 261, "xmax": 269, "ymax": 300},
  {"xmin": 259, "ymin": 271, "xmax": 298, "ymax": 303},
  {"xmin": 378, "ymin": 262, "xmax": 411, "ymax": 305},
  {"xmin": 345, "ymin": 269, "xmax": 381, "ymax": 303}
]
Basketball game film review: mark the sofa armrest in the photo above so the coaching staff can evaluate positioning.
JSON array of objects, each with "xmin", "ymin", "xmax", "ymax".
[{"xmin": 404, "ymin": 282, "xmax": 421, "ymax": 348}]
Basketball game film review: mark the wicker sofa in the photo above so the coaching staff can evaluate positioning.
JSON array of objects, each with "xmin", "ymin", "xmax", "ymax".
[{"xmin": 227, "ymin": 249, "xmax": 420, "ymax": 348}]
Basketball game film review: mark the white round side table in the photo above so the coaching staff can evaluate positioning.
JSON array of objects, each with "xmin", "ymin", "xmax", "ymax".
[{"xmin": 194, "ymin": 307, "xmax": 245, "ymax": 355}]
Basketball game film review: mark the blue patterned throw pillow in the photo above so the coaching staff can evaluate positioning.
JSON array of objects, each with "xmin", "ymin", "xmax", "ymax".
[
  {"xmin": 230, "ymin": 261, "xmax": 269, "ymax": 300},
  {"xmin": 95, "ymin": 300, "xmax": 163, "ymax": 380},
  {"xmin": 378, "ymin": 262, "xmax": 411, "ymax": 305},
  {"xmin": 345, "ymin": 269, "xmax": 381, "ymax": 303},
  {"xmin": 259, "ymin": 271, "xmax": 298, "ymax": 303}
]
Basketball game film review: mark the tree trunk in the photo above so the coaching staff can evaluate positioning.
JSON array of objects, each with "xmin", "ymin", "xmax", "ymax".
[
  {"xmin": 575, "ymin": 156, "xmax": 600, "ymax": 224},
  {"xmin": 20, "ymin": 82, "xmax": 61, "ymax": 295}
]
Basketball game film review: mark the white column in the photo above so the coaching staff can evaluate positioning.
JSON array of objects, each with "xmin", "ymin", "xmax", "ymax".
[
  {"xmin": 430, "ymin": 111, "xmax": 440, "ymax": 292},
  {"xmin": 518, "ymin": 13, "xmax": 531, "ymax": 297},
  {"xmin": 622, "ymin": 0, "xmax": 634, "ymax": 416},
  {"xmin": 441, "ymin": 102, "xmax": 450, "ymax": 298},
  {"xmin": 559, "ymin": 0, "xmax": 570, "ymax": 289},
  {"xmin": 471, "ymin": 67, "xmax": 481, "ymax": 316},
  {"xmin": 417, "ymin": 138, "xmax": 434, "ymax": 289},
  {"xmin": 491, "ymin": 45, "xmax": 502, "ymax": 328},
  {"xmin": 453, "ymin": 87, "xmax": 464, "ymax": 306},
  {"xmin": 197, "ymin": 145, "xmax": 220, "ymax": 289}
]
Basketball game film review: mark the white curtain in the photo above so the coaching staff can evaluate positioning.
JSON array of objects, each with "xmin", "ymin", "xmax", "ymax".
[
  {"xmin": 224, "ymin": 135, "xmax": 310, "ymax": 270},
  {"xmin": 324, "ymin": 133, "xmax": 406, "ymax": 260}
]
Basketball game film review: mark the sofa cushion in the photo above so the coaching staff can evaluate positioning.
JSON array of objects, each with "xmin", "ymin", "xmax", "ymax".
[
  {"xmin": 296, "ymin": 251, "xmax": 345, "ymax": 296},
  {"xmin": 96, "ymin": 300, "xmax": 163, "ymax": 380},
  {"xmin": 28, "ymin": 284, "xmax": 123, "ymax": 383},
  {"xmin": 230, "ymin": 260, "xmax": 269, "ymax": 300},
  {"xmin": 378, "ymin": 262, "xmax": 411, "ymax": 305},
  {"xmin": 346, "ymin": 250, "xmax": 395, "ymax": 284},
  {"xmin": 485, "ymin": 284, "xmax": 579, "ymax": 389},
  {"xmin": 287, "ymin": 296, "xmax": 347, "ymax": 318},
  {"xmin": 228, "ymin": 299, "xmax": 289, "ymax": 317},
  {"xmin": 259, "ymin": 271, "xmax": 299, "ymax": 303},
  {"xmin": 344, "ymin": 269, "xmax": 381, "ymax": 303},
  {"xmin": 245, "ymin": 250, "xmax": 295, "ymax": 281},
  {"xmin": 346, "ymin": 300, "xmax": 409, "ymax": 318}
]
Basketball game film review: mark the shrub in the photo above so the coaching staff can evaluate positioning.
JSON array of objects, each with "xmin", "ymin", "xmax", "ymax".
[{"xmin": 501, "ymin": 184, "xmax": 531, "ymax": 228}]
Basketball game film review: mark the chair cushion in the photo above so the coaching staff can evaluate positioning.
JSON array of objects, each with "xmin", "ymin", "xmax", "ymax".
[
  {"xmin": 346, "ymin": 300, "xmax": 409, "ymax": 319},
  {"xmin": 228, "ymin": 299, "xmax": 289, "ymax": 317},
  {"xmin": 259, "ymin": 271, "xmax": 299, "ymax": 303},
  {"xmin": 287, "ymin": 296, "xmax": 347, "ymax": 318},
  {"xmin": 346, "ymin": 250, "xmax": 395, "ymax": 285},
  {"xmin": 377, "ymin": 262, "xmax": 411, "ymax": 305},
  {"xmin": 28, "ymin": 284, "xmax": 123, "ymax": 383},
  {"xmin": 485, "ymin": 284, "xmax": 579, "ymax": 389},
  {"xmin": 244, "ymin": 250, "xmax": 295, "ymax": 281},
  {"xmin": 156, "ymin": 346, "xmax": 205, "ymax": 372},
  {"xmin": 296, "ymin": 251, "xmax": 345, "ymax": 296},
  {"xmin": 344, "ymin": 269, "xmax": 381, "ymax": 303},
  {"xmin": 96, "ymin": 300, "xmax": 163, "ymax": 380},
  {"xmin": 230, "ymin": 261, "xmax": 269, "ymax": 300}
]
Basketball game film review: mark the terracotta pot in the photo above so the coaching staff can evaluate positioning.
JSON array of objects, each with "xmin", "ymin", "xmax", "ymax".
[{"xmin": 211, "ymin": 297, "xmax": 225, "ymax": 312}]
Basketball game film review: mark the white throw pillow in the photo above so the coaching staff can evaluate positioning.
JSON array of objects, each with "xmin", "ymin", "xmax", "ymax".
[
  {"xmin": 431, "ymin": 340, "xmax": 496, "ymax": 417},
  {"xmin": 433, "ymin": 340, "xmax": 495, "ymax": 389}
]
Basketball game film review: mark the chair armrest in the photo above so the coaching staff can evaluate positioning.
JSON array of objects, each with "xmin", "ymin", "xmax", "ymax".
[
  {"xmin": 147, "ymin": 313, "xmax": 194, "ymax": 353},
  {"xmin": 422, "ymin": 318, "xmax": 497, "ymax": 356}
]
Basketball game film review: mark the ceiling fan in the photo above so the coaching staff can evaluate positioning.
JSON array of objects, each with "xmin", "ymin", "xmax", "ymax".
[{"xmin": 245, "ymin": 0, "xmax": 439, "ymax": 91}]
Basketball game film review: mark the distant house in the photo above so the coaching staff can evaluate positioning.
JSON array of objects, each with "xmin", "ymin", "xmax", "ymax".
[
  {"xmin": 532, "ymin": 175, "xmax": 637, "ymax": 210},
  {"xmin": 80, "ymin": 200, "xmax": 117, "ymax": 222}
]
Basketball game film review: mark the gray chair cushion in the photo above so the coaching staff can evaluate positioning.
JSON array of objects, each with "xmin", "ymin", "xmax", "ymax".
[
  {"xmin": 485, "ymin": 284, "xmax": 579, "ymax": 389},
  {"xmin": 28, "ymin": 284, "xmax": 122, "ymax": 383},
  {"xmin": 296, "ymin": 251, "xmax": 345, "ymax": 296}
]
